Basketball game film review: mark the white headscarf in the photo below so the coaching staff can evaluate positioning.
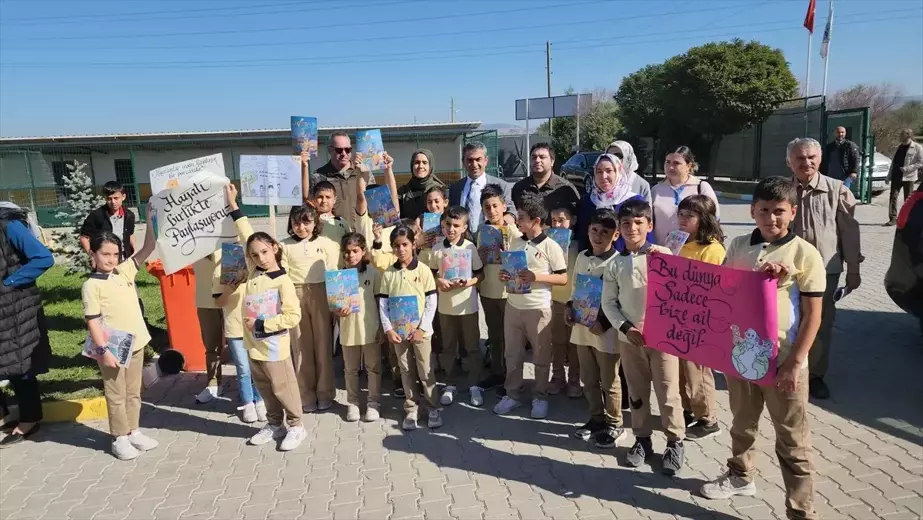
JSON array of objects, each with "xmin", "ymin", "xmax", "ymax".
[
  {"xmin": 590, "ymin": 154, "xmax": 638, "ymax": 208},
  {"xmin": 0, "ymin": 201, "xmax": 41, "ymax": 238},
  {"xmin": 607, "ymin": 140, "xmax": 639, "ymax": 175}
]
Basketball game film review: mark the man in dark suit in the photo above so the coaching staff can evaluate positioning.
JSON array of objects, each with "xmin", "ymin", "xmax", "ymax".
[{"xmin": 449, "ymin": 142, "xmax": 516, "ymax": 232}]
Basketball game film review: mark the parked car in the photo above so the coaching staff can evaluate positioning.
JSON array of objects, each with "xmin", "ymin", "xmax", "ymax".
[
  {"xmin": 885, "ymin": 182, "xmax": 923, "ymax": 334},
  {"xmin": 560, "ymin": 151, "xmax": 602, "ymax": 193},
  {"xmin": 869, "ymin": 151, "xmax": 891, "ymax": 194}
]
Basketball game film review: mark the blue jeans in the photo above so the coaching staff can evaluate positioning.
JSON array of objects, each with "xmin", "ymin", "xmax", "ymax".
[{"xmin": 227, "ymin": 338, "xmax": 262, "ymax": 405}]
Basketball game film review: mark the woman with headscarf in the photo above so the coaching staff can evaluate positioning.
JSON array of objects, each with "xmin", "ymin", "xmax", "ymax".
[
  {"xmin": 650, "ymin": 146, "xmax": 720, "ymax": 246},
  {"xmin": 606, "ymin": 140, "xmax": 641, "ymax": 179},
  {"xmin": 576, "ymin": 152, "xmax": 653, "ymax": 253},
  {"xmin": 396, "ymin": 149, "xmax": 445, "ymax": 221}
]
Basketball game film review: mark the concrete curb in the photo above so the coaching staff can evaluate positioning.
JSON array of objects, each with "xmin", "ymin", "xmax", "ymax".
[{"xmin": 715, "ymin": 191, "xmax": 753, "ymax": 202}]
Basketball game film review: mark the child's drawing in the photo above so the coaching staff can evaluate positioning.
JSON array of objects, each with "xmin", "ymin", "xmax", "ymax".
[{"xmin": 730, "ymin": 324, "xmax": 774, "ymax": 381}]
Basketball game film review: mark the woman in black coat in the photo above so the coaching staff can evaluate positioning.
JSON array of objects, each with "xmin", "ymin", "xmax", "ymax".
[{"xmin": 396, "ymin": 149, "xmax": 445, "ymax": 221}]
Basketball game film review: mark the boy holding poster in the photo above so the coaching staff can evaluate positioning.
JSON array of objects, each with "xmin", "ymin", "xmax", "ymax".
[
  {"xmin": 700, "ymin": 177, "xmax": 824, "ymax": 520},
  {"xmin": 600, "ymin": 199, "xmax": 685, "ymax": 475},
  {"xmin": 427, "ymin": 206, "xmax": 485, "ymax": 408},
  {"xmin": 565, "ymin": 208, "xmax": 625, "ymax": 448}
]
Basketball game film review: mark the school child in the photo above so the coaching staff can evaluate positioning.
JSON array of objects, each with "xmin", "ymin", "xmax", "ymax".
[
  {"xmin": 213, "ymin": 184, "xmax": 266, "ymax": 424},
  {"xmin": 336, "ymin": 233, "xmax": 383, "ymax": 422},
  {"xmin": 312, "ymin": 180, "xmax": 352, "ymax": 246},
  {"xmin": 676, "ymin": 195, "xmax": 726, "ymax": 439},
  {"xmin": 475, "ymin": 185, "xmax": 521, "ymax": 393},
  {"xmin": 701, "ymin": 177, "xmax": 824, "ymax": 520},
  {"xmin": 82, "ymin": 207, "xmax": 158, "ymax": 461},
  {"xmin": 600, "ymin": 198, "xmax": 685, "ymax": 475},
  {"xmin": 549, "ymin": 205, "xmax": 582, "ymax": 398},
  {"xmin": 565, "ymin": 208, "xmax": 624, "ymax": 448},
  {"xmin": 278, "ymin": 203, "xmax": 340, "ymax": 413},
  {"xmin": 239, "ymin": 230, "xmax": 305, "ymax": 451},
  {"xmin": 417, "ymin": 184, "xmax": 449, "ymax": 372},
  {"xmin": 494, "ymin": 193, "xmax": 567, "ymax": 419},
  {"xmin": 427, "ymin": 206, "xmax": 485, "ymax": 407},
  {"xmin": 378, "ymin": 225, "xmax": 443, "ymax": 430},
  {"xmin": 192, "ymin": 251, "xmax": 225, "ymax": 404}
]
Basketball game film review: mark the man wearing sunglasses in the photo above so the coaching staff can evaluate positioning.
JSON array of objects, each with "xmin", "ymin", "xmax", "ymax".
[{"xmin": 310, "ymin": 131, "xmax": 375, "ymax": 227}]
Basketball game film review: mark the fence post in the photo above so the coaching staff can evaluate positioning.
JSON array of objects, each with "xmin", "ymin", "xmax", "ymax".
[
  {"xmin": 23, "ymin": 151, "xmax": 37, "ymax": 213},
  {"xmin": 129, "ymin": 145, "xmax": 144, "ymax": 221}
]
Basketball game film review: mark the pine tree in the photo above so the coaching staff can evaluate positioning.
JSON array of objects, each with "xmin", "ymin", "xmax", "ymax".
[{"xmin": 52, "ymin": 161, "xmax": 102, "ymax": 274}]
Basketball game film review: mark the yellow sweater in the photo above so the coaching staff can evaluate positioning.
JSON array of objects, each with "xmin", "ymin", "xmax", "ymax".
[
  {"xmin": 243, "ymin": 268, "xmax": 301, "ymax": 362},
  {"xmin": 281, "ymin": 234, "xmax": 340, "ymax": 285},
  {"xmin": 679, "ymin": 239, "xmax": 726, "ymax": 265}
]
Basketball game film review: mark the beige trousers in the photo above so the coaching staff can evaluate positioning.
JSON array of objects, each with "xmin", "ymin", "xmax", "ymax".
[
  {"xmin": 619, "ymin": 341, "xmax": 685, "ymax": 440},
  {"xmin": 503, "ymin": 304, "xmax": 552, "ymax": 400},
  {"xmin": 251, "ymin": 358, "xmax": 303, "ymax": 428},
  {"xmin": 291, "ymin": 283, "xmax": 334, "ymax": 404},
  {"xmin": 100, "ymin": 348, "xmax": 145, "ymax": 437},
  {"xmin": 343, "ymin": 343, "xmax": 382, "ymax": 406}
]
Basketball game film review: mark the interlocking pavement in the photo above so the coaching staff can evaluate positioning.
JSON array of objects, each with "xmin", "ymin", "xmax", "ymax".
[{"xmin": 1, "ymin": 195, "xmax": 921, "ymax": 520}]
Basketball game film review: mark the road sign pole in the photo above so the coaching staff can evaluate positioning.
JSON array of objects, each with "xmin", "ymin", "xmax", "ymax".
[{"xmin": 525, "ymin": 98, "xmax": 531, "ymax": 178}]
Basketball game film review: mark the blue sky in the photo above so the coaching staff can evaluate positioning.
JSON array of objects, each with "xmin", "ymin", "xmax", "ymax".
[{"xmin": 1, "ymin": 0, "xmax": 921, "ymax": 137}]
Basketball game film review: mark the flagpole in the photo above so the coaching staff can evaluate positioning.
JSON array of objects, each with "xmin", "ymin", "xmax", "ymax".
[
  {"xmin": 804, "ymin": 31, "xmax": 812, "ymax": 135},
  {"xmin": 821, "ymin": 0, "xmax": 833, "ymax": 99}
]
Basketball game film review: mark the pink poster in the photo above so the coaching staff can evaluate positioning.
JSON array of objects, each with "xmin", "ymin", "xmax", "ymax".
[{"xmin": 644, "ymin": 254, "xmax": 779, "ymax": 386}]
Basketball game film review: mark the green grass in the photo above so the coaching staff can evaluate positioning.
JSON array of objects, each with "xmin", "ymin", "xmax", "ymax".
[{"xmin": 31, "ymin": 265, "xmax": 167, "ymax": 401}]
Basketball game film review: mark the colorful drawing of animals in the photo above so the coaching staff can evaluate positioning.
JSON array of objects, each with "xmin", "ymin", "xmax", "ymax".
[
  {"xmin": 365, "ymin": 186, "xmax": 400, "ymax": 227},
  {"xmin": 501, "ymin": 250, "xmax": 530, "ymax": 294},
  {"xmin": 244, "ymin": 289, "xmax": 281, "ymax": 339},
  {"xmin": 325, "ymin": 269, "xmax": 361, "ymax": 313},
  {"xmin": 291, "ymin": 116, "xmax": 318, "ymax": 157},
  {"xmin": 356, "ymin": 129, "xmax": 385, "ymax": 171},
  {"xmin": 389, "ymin": 296, "xmax": 419, "ymax": 340},
  {"xmin": 572, "ymin": 274, "xmax": 603, "ymax": 327},
  {"xmin": 442, "ymin": 249, "xmax": 472, "ymax": 282}
]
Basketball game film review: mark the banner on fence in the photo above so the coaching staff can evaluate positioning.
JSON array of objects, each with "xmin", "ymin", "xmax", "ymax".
[
  {"xmin": 644, "ymin": 254, "xmax": 779, "ymax": 386},
  {"xmin": 149, "ymin": 153, "xmax": 226, "ymax": 196}
]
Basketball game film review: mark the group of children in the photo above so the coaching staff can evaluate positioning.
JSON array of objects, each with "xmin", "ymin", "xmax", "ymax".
[{"xmin": 81, "ymin": 148, "xmax": 824, "ymax": 518}]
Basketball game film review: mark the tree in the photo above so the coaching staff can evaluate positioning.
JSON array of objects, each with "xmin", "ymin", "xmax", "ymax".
[
  {"xmin": 829, "ymin": 83, "xmax": 921, "ymax": 156},
  {"xmin": 536, "ymin": 88, "xmax": 622, "ymax": 163},
  {"xmin": 52, "ymin": 161, "xmax": 102, "ymax": 274},
  {"xmin": 615, "ymin": 39, "xmax": 798, "ymax": 171}
]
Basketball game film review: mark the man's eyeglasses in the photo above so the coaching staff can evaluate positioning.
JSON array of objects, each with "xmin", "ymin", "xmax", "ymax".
[{"xmin": 333, "ymin": 147, "xmax": 352, "ymax": 155}]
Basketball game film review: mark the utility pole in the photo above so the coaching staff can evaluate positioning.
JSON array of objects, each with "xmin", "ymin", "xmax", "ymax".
[
  {"xmin": 450, "ymin": 97, "xmax": 455, "ymax": 123},
  {"xmin": 546, "ymin": 41, "xmax": 552, "ymax": 137}
]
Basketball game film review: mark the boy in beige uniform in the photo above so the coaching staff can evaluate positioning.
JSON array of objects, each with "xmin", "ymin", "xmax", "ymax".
[
  {"xmin": 701, "ymin": 177, "xmax": 825, "ymax": 520},
  {"xmin": 192, "ymin": 253, "xmax": 225, "ymax": 403},
  {"xmin": 549, "ymin": 206, "xmax": 581, "ymax": 398},
  {"xmin": 601, "ymin": 198, "xmax": 685, "ymax": 475},
  {"xmin": 429, "ymin": 206, "xmax": 485, "ymax": 407},
  {"xmin": 493, "ymin": 194, "xmax": 567, "ymax": 419}
]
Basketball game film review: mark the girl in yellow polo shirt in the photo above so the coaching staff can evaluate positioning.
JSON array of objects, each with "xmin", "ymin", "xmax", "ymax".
[
  {"xmin": 676, "ymin": 194, "xmax": 726, "ymax": 440},
  {"xmin": 82, "ymin": 205, "xmax": 158, "ymax": 461}
]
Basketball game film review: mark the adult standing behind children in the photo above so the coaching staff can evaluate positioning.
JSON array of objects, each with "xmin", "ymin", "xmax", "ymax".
[
  {"xmin": 576, "ymin": 154, "xmax": 652, "ymax": 253},
  {"xmin": 511, "ymin": 143, "xmax": 580, "ymax": 218},
  {"xmin": 308, "ymin": 131, "xmax": 375, "ymax": 229},
  {"xmin": 397, "ymin": 149, "xmax": 445, "ymax": 221},
  {"xmin": 0, "ymin": 202, "xmax": 53, "ymax": 448},
  {"xmin": 650, "ymin": 146, "xmax": 720, "ymax": 246},
  {"xmin": 449, "ymin": 142, "xmax": 515, "ymax": 233},
  {"xmin": 786, "ymin": 138, "xmax": 862, "ymax": 400}
]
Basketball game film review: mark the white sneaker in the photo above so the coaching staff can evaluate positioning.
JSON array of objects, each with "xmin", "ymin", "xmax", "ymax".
[
  {"xmin": 318, "ymin": 400, "xmax": 333, "ymax": 411},
  {"xmin": 127, "ymin": 430, "xmax": 159, "ymax": 451},
  {"xmin": 493, "ymin": 396, "xmax": 522, "ymax": 415},
  {"xmin": 112, "ymin": 436, "xmax": 140, "ymax": 460},
  {"xmin": 700, "ymin": 472, "xmax": 758, "ymax": 500},
  {"xmin": 531, "ymin": 399, "xmax": 549, "ymax": 419},
  {"xmin": 240, "ymin": 403, "xmax": 258, "ymax": 423},
  {"xmin": 254, "ymin": 401, "xmax": 267, "ymax": 422},
  {"xmin": 346, "ymin": 405, "xmax": 361, "ymax": 422},
  {"xmin": 440, "ymin": 386, "xmax": 457, "ymax": 406},
  {"xmin": 427, "ymin": 409, "xmax": 443, "ymax": 429},
  {"xmin": 195, "ymin": 386, "xmax": 219, "ymax": 403},
  {"xmin": 249, "ymin": 424, "xmax": 285, "ymax": 446},
  {"xmin": 364, "ymin": 404, "xmax": 380, "ymax": 422},
  {"xmin": 402, "ymin": 412, "xmax": 418, "ymax": 431},
  {"xmin": 469, "ymin": 386, "xmax": 484, "ymax": 407},
  {"xmin": 280, "ymin": 426, "xmax": 306, "ymax": 451}
]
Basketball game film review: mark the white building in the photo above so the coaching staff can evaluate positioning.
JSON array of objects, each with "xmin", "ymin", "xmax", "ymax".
[{"xmin": 0, "ymin": 121, "xmax": 489, "ymax": 225}]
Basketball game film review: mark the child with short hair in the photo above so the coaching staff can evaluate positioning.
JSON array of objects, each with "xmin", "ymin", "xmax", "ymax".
[
  {"xmin": 494, "ymin": 193, "xmax": 567, "ymax": 419},
  {"xmin": 312, "ymin": 180, "xmax": 351, "ymax": 245},
  {"xmin": 700, "ymin": 177, "xmax": 824, "ymax": 520},
  {"xmin": 82, "ymin": 205, "xmax": 158, "ymax": 461},
  {"xmin": 676, "ymin": 195, "xmax": 726, "ymax": 439},
  {"xmin": 549, "ymin": 205, "xmax": 582, "ymax": 399},
  {"xmin": 429, "ymin": 206, "xmax": 485, "ymax": 407},
  {"xmin": 240, "ymin": 231, "xmax": 305, "ymax": 451},
  {"xmin": 378, "ymin": 224, "xmax": 442, "ymax": 430},
  {"xmin": 336, "ymin": 232, "xmax": 383, "ymax": 423},
  {"xmin": 213, "ymin": 184, "xmax": 265, "ymax": 423},
  {"xmin": 476, "ymin": 185, "xmax": 521, "ymax": 393},
  {"xmin": 79, "ymin": 181, "xmax": 136, "ymax": 263},
  {"xmin": 566, "ymin": 208, "xmax": 624, "ymax": 448},
  {"xmin": 281, "ymin": 203, "xmax": 340, "ymax": 413},
  {"xmin": 601, "ymin": 198, "xmax": 685, "ymax": 475}
]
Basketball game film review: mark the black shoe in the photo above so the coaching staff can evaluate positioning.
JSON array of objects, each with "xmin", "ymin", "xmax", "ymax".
[
  {"xmin": 683, "ymin": 410, "xmax": 698, "ymax": 428},
  {"xmin": 662, "ymin": 440, "xmax": 685, "ymax": 475},
  {"xmin": 593, "ymin": 426, "xmax": 626, "ymax": 449},
  {"xmin": 809, "ymin": 377, "xmax": 830, "ymax": 400},
  {"xmin": 393, "ymin": 386, "xmax": 406, "ymax": 399},
  {"xmin": 687, "ymin": 420, "xmax": 722, "ymax": 440},
  {"xmin": 0, "ymin": 420, "xmax": 19, "ymax": 433},
  {"xmin": 573, "ymin": 419, "xmax": 606, "ymax": 440},
  {"xmin": 477, "ymin": 374, "xmax": 505, "ymax": 390},
  {"xmin": 884, "ymin": 220, "xmax": 897, "ymax": 227},
  {"xmin": 625, "ymin": 437, "xmax": 653, "ymax": 467},
  {"xmin": 0, "ymin": 423, "xmax": 40, "ymax": 449},
  {"xmin": 621, "ymin": 396, "xmax": 630, "ymax": 412}
]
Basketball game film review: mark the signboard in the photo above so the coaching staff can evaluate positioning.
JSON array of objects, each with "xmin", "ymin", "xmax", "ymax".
[
  {"xmin": 239, "ymin": 155, "xmax": 302, "ymax": 206},
  {"xmin": 515, "ymin": 94, "xmax": 593, "ymax": 121},
  {"xmin": 149, "ymin": 153, "xmax": 225, "ymax": 196}
]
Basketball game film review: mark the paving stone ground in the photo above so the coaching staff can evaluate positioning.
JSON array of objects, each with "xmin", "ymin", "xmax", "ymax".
[{"xmin": 1, "ymin": 195, "xmax": 922, "ymax": 520}]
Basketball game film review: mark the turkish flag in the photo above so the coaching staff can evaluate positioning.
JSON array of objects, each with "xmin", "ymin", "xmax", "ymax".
[{"xmin": 804, "ymin": 0, "xmax": 816, "ymax": 32}]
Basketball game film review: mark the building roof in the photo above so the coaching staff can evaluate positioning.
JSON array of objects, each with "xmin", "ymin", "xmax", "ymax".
[{"xmin": 0, "ymin": 121, "xmax": 483, "ymax": 152}]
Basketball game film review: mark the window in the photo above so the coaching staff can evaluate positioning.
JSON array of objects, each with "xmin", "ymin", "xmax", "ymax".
[
  {"xmin": 51, "ymin": 160, "xmax": 75, "ymax": 190},
  {"xmin": 113, "ymin": 159, "xmax": 137, "ymax": 206}
]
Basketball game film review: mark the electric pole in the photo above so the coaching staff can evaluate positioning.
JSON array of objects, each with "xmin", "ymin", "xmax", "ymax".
[
  {"xmin": 546, "ymin": 41, "xmax": 552, "ymax": 137},
  {"xmin": 450, "ymin": 97, "xmax": 455, "ymax": 122}
]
